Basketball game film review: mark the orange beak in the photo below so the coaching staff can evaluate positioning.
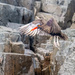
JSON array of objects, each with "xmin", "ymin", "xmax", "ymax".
[{"xmin": 30, "ymin": 27, "xmax": 38, "ymax": 31}]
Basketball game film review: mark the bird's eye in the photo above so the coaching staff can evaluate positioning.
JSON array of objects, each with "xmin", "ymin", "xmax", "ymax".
[{"xmin": 38, "ymin": 25, "xmax": 40, "ymax": 26}]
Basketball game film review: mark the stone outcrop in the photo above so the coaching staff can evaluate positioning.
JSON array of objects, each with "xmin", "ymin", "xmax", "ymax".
[
  {"xmin": 70, "ymin": 13, "xmax": 75, "ymax": 29},
  {"xmin": 35, "ymin": 0, "xmax": 75, "ymax": 29},
  {"xmin": 0, "ymin": 3, "xmax": 33, "ymax": 26},
  {"xmin": 35, "ymin": 1, "xmax": 41, "ymax": 12},
  {"xmin": 36, "ymin": 12, "xmax": 60, "ymax": 22},
  {"xmin": 0, "ymin": 0, "xmax": 74, "ymax": 75},
  {"xmin": 0, "ymin": 0, "xmax": 35, "ymax": 10},
  {"xmin": 34, "ymin": 28, "xmax": 75, "ymax": 75},
  {"xmin": 0, "ymin": 26, "xmax": 35, "ymax": 75},
  {"xmin": 0, "ymin": 53, "xmax": 34, "ymax": 75},
  {"xmin": 0, "ymin": 26, "xmax": 25, "ymax": 53}
]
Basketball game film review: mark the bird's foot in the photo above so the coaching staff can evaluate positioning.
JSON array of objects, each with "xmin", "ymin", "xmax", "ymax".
[
  {"xmin": 53, "ymin": 43, "xmax": 60, "ymax": 50},
  {"xmin": 57, "ymin": 42, "xmax": 60, "ymax": 47},
  {"xmin": 54, "ymin": 42, "xmax": 58, "ymax": 48}
]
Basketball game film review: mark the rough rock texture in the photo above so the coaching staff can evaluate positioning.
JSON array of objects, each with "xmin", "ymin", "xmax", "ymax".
[
  {"xmin": 35, "ymin": 0, "xmax": 75, "ymax": 29},
  {"xmin": 0, "ymin": 53, "xmax": 34, "ymax": 75},
  {"xmin": 57, "ymin": 29, "xmax": 75, "ymax": 75},
  {"xmin": 4, "ymin": 41, "xmax": 25, "ymax": 54},
  {"xmin": 6, "ymin": 22, "xmax": 24, "ymax": 29},
  {"xmin": 34, "ymin": 28, "xmax": 75, "ymax": 75},
  {"xmin": 0, "ymin": 0, "xmax": 35, "ymax": 10},
  {"xmin": 70, "ymin": 13, "xmax": 75, "ymax": 29},
  {"xmin": 35, "ymin": 1, "xmax": 41, "ymax": 12},
  {"xmin": 58, "ymin": 52, "xmax": 75, "ymax": 75},
  {"xmin": 0, "ymin": 26, "xmax": 21, "ymax": 42},
  {"xmin": 70, "ymin": 23, "xmax": 75, "ymax": 29},
  {"xmin": 0, "ymin": 26, "xmax": 25, "ymax": 54},
  {"xmin": 36, "ymin": 12, "xmax": 60, "ymax": 22},
  {"xmin": 42, "ymin": 3, "xmax": 62, "ymax": 16},
  {"xmin": 72, "ymin": 13, "xmax": 75, "ymax": 22},
  {"xmin": 0, "ymin": 3, "xmax": 33, "ymax": 26}
]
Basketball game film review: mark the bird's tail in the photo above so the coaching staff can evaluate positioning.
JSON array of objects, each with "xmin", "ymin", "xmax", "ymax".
[{"xmin": 60, "ymin": 32, "xmax": 68, "ymax": 40}]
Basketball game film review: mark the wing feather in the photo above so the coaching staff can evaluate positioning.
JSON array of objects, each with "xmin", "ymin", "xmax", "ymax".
[{"xmin": 19, "ymin": 23, "xmax": 40, "ymax": 36}]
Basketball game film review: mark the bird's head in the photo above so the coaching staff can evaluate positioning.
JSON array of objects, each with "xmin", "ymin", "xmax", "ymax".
[
  {"xmin": 30, "ymin": 23, "xmax": 42, "ymax": 31},
  {"xmin": 30, "ymin": 16, "xmax": 46, "ymax": 31}
]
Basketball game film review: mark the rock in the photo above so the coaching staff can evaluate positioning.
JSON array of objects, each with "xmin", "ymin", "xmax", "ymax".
[
  {"xmin": 42, "ymin": 3, "xmax": 62, "ymax": 16},
  {"xmin": 0, "ymin": 26, "xmax": 21, "ymax": 42},
  {"xmin": 0, "ymin": 52, "xmax": 34, "ymax": 75},
  {"xmin": 0, "ymin": 26, "xmax": 22, "ymax": 53},
  {"xmin": 6, "ymin": 22, "xmax": 24, "ymax": 29},
  {"xmin": 62, "ymin": 28, "xmax": 75, "ymax": 37},
  {"xmin": 0, "ymin": 0, "xmax": 35, "ymax": 10},
  {"xmin": 35, "ymin": 1, "xmax": 41, "ymax": 12},
  {"xmin": 36, "ymin": 12, "xmax": 60, "ymax": 22},
  {"xmin": 55, "ymin": 29, "xmax": 75, "ymax": 74},
  {"xmin": 36, "ymin": 47, "xmax": 50, "ymax": 55},
  {"xmin": 58, "ymin": 51, "xmax": 75, "ymax": 75},
  {"xmin": 40, "ymin": 0, "xmax": 75, "ymax": 29},
  {"xmin": 36, "ymin": 53, "xmax": 44, "ymax": 61},
  {"xmin": 35, "ymin": 33, "xmax": 50, "ymax": 47},
  {"xmin": 34, "ymin": 28, "xmax": 75, "ymax": 74},
  {"xmin": 70, "ymin": 23, "xmax": 75, "ymax": 29},
  {"xmin": 25, "ymin": 49, "xmax": 35, "ymax": 56},
  {"xmin": 41, "ymin": 0, "xmax": 57, "ymax": 4},
  {"xmin": 70, "ymin": 13, "xmax": 75, "ymax": 29},
  {"xmin": 72, "ymin": 13, "xmax": 75, "ymax": 22},
  {"xmin": 0, "ymin": 3, "xmax": 33, "ymax": 26},
  {"xmin": 41, "ymin": 0, "xmax": 62, "ymax": 16},
  {"xmin": 0, "ymin": 43, "xmax": 5, "ymax": 52},
  {"xmin": 32, "ymin": 57, "xmax": 41, "ymax": 75},
  {"xmin": 10, "ymin": 42, "xmax": 25, "ymax": 54}
]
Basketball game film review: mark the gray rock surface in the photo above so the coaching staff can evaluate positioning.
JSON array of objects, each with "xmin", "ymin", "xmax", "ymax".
[
  {"xmin": 36, "ymin": 12, "xmax": 60, "ymax": 22},
  {"xmin": 35, "ymin": 0, "xmax": 75, "ymax": 29},
  {"xmin": 0, "ymin": 3, "xmax": 33, "ymax": 26},
  {"xmin": 35, "ymin": 1, "xmax": 41, "ymax": 12},
  {"xmin": 0, "ymin": 0, "xmax": 35, "ymax": 10},
  {"xmin": 35, "ymin": 28, "xmax": 75, "ymax": 75},
  {"xmin": 0, "ymin": 26, "xmax": 22, "ymax": 52},
  {"xmin": 72, "ymin": 13, "xmax": 75, "ymax": 22}
]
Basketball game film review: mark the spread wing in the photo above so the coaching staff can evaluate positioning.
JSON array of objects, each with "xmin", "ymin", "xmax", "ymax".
[
  {"xmin": 38, "ymin": 24, "xmax": 51, "ymax": 34},
  {"xmin": 19, "ymin": 22, "xmax": 40, "ymax": 36}
]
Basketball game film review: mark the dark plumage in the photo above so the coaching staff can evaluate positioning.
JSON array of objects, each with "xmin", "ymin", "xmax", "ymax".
[{"xmin": 38, "ymin": 18, "xmax": 68, "ymax": 40}]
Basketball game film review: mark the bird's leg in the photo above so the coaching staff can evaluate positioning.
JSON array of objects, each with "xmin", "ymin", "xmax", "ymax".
[
  {"xmin": 57, "ymin": 36, "xmax": 60, "ymax": 47},
  {"xmin": 53, "ymin": 36, "xmax": 57, "ymax": 47}
]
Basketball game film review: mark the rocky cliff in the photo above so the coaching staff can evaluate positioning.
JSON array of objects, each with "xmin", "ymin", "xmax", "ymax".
[
  {"xmin": 0, "ymin": 0, "xmax": 75, "ymax": 75},
  {"xmin": 35, "ymin": 0, "xmax": 75, "ymax": 29}
]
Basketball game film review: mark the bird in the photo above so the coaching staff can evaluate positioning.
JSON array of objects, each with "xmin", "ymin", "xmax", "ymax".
[{"xmin": 19, "ymin": 17, "xmax": 68, "ymax": 48}]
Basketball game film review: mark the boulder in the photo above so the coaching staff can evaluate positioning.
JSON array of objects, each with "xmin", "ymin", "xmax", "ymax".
[
  {"xmin": 41, "ymin": 0, "xmax": 75, "ymax": 29},
  {"xmin": 4, "ymin": 41, "xmax": 25, "ymax": 54},
  {"xmin": 6, "ymin": 22, "xmax": 24, "ymax": 29},
  {"xmin": 0, "ymin": 26, "xmax": 21, "ymax": 42},
  {"xmin": 35, "ymin": 1, "xmax": 41, "ymax": 12},
  {"xmin": 70, "ymin": 23, "xmax": 75, "ymax": 29},
  {"xmin": 0, "ymin": 3, "xmax": 33, "ymax": 26},
  {"xmin": 72, "ymin": 13, "xmax": 75, "ymax": 22},
  {"xmin": 11, "ymin": 42, "xmax": 25, "ymax": 54},
  {"xmin": 36, "ymin": 12, "xmax": 60, "ymax": 22},
  {"xmin": 0, "ymin": 0, "xmax": 35, "ymax": 10},
  {"xmin": 0, "ymin": 26, "xmax": 22, "ymax": 53},
  {"xmin": 41, "ymin": 0, "xmax": 57, "ymax": 5},
  {"xmin": 34, "ymin": 28, "xmax": 75, "ymax": 74},
  {"xmin": 58, "ymin": 52, "xmax": 75, "ymax": 75},
  {"xmin": 42, "ymin": 3, "xmax": 62, "ymax": 16},
  {"xmin": 0, "ymin": 53, "xmax": 34, "ymax": 75}
]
